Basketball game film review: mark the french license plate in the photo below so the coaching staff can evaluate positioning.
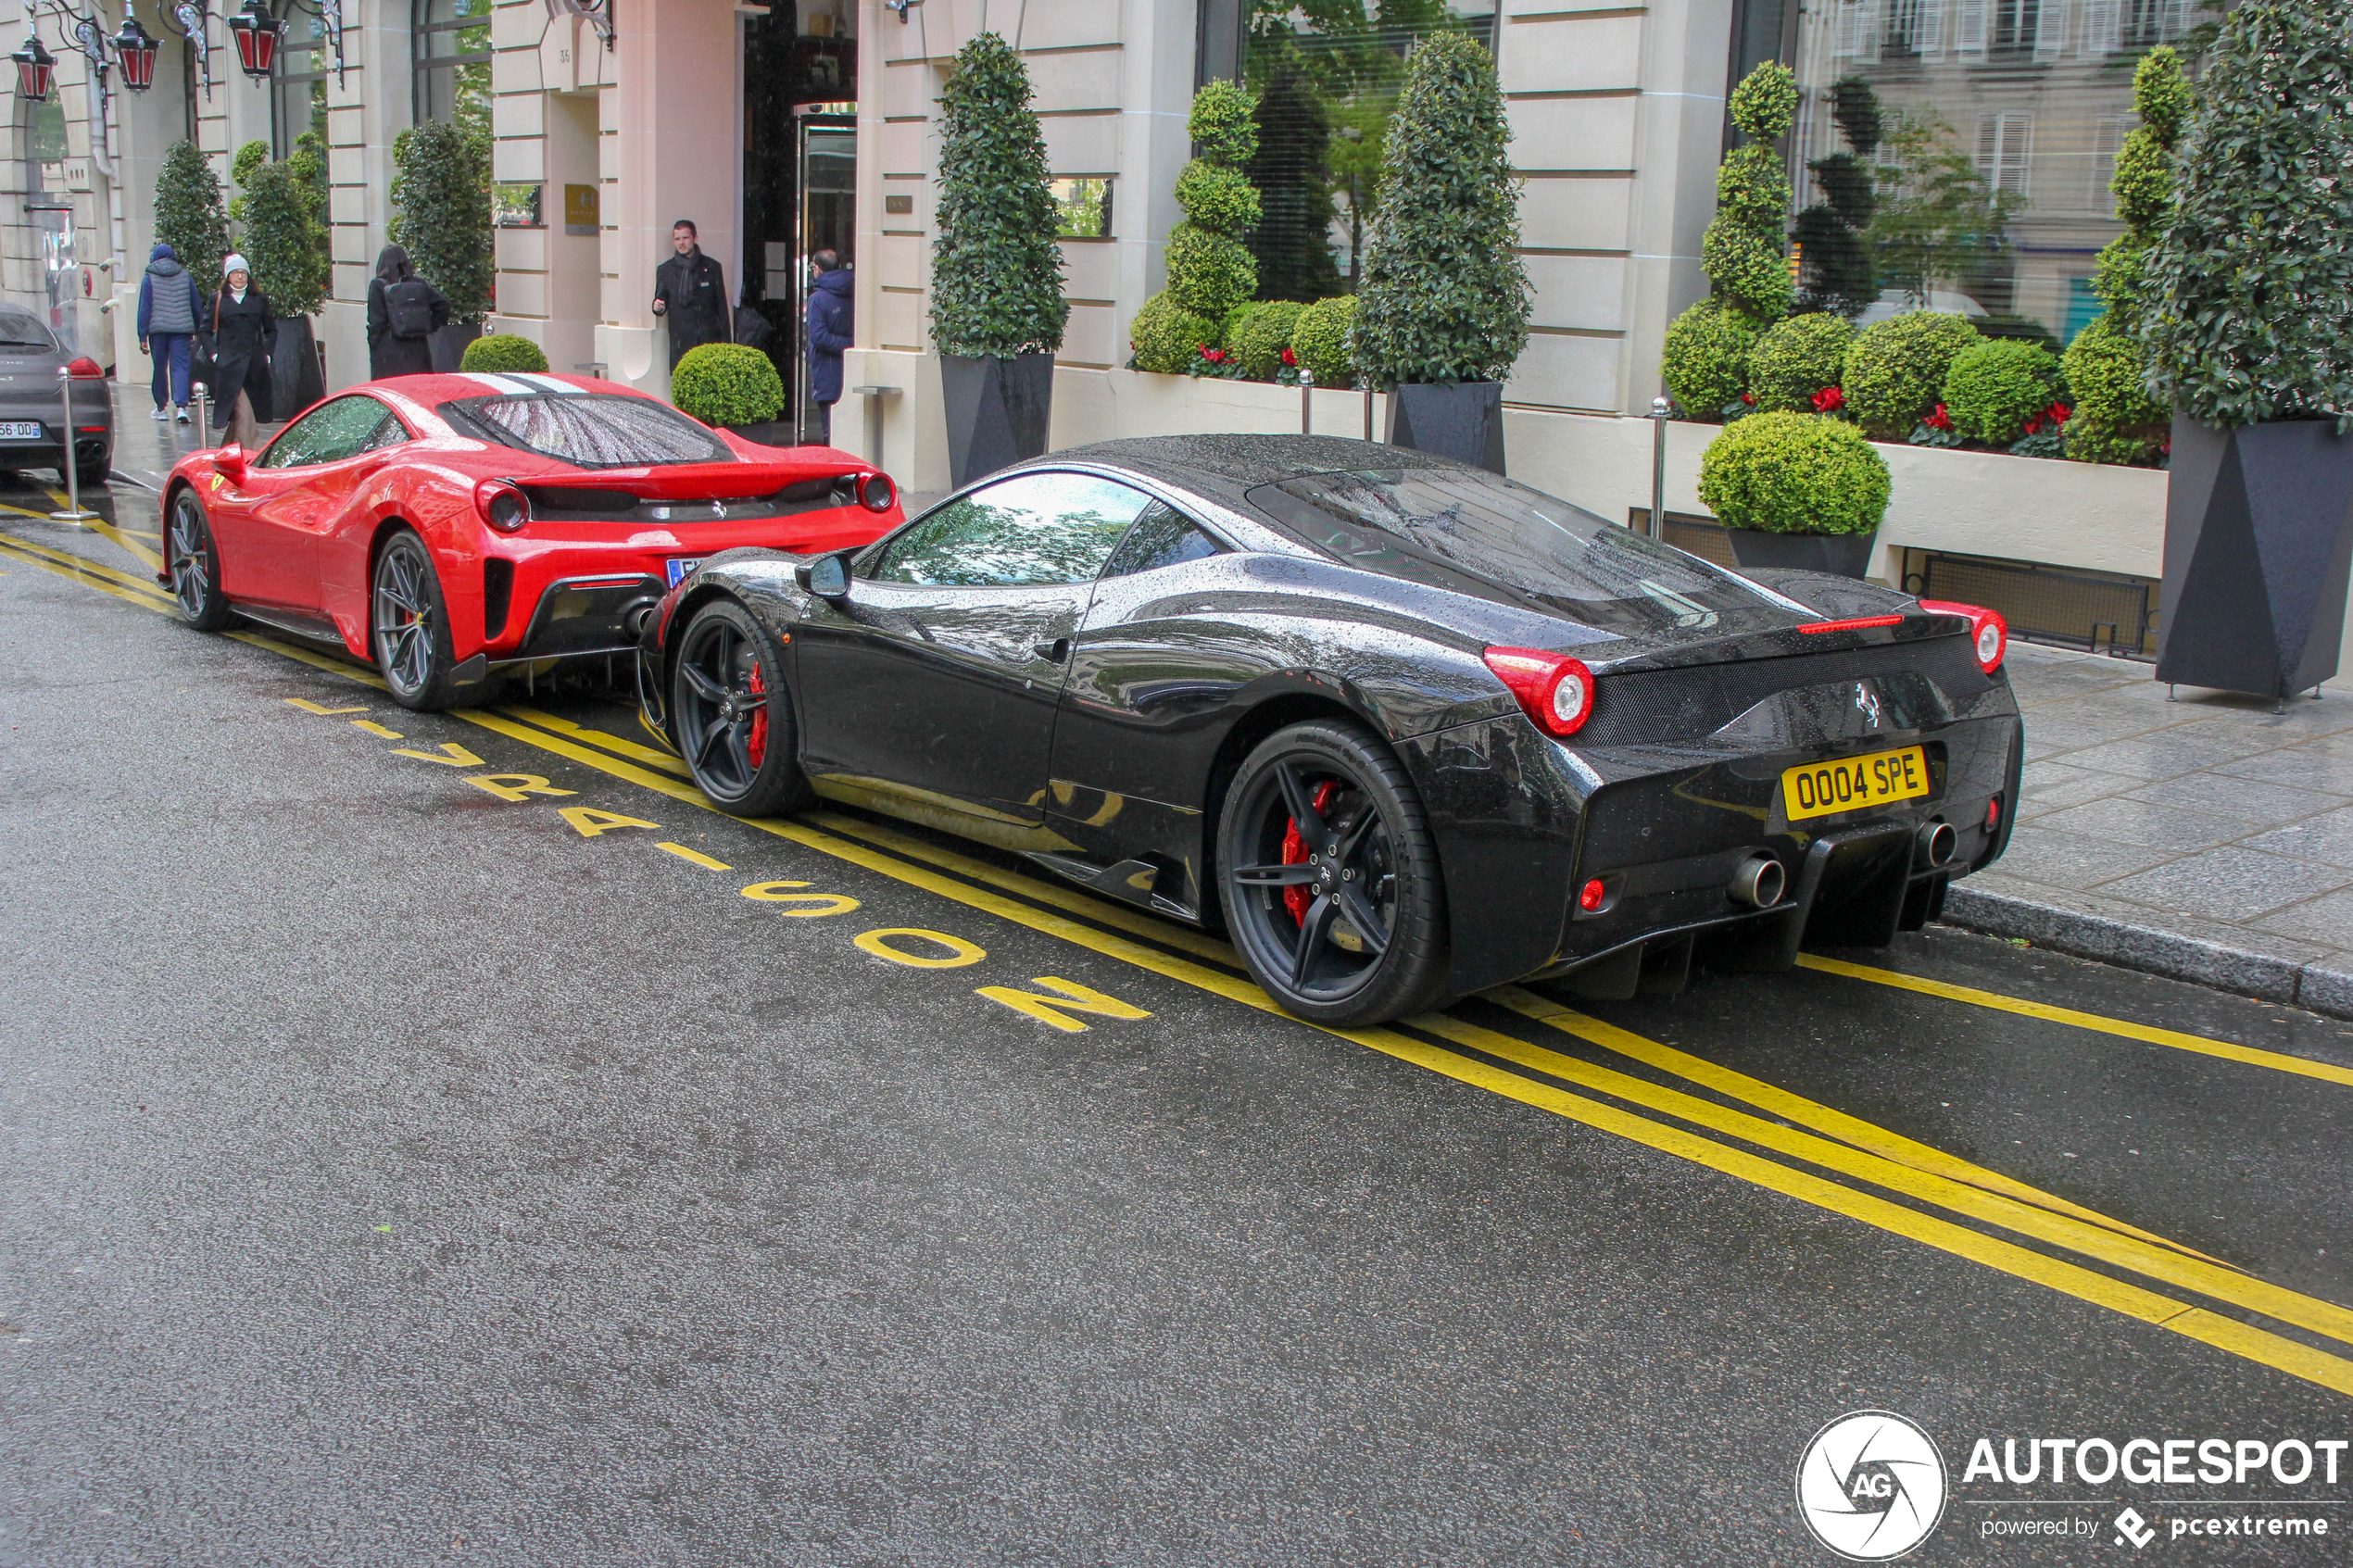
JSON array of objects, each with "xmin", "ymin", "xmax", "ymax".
[
  {"xmin": 1781, "ymin": 745, "xmax": 1930, "ymax": 822},
  {"xmin": 664, "ymin": 556, "xmax": 709, "ymax": 588},
  {"xmin": 0, "ymin": 421, "xmax": 44, "ymax": 441}
]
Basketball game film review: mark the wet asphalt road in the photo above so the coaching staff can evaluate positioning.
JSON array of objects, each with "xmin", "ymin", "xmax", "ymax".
[{"xmin": 3, "ymin": 466, "xmax": 2351, "ymax": 1567}]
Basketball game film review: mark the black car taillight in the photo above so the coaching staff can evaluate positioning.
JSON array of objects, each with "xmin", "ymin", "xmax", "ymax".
[
  {"xmin": 477, "ymin": 478, "xmax": 530, "ymax": 533},
  {"xmin": 858, "ymin": 471, "xmax": 896, "ymax": 513}
]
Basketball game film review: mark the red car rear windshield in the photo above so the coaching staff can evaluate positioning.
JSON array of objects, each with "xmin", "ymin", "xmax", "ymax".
[{"xmin": 445, "ymin": 393, "xmax": 732, "ymax": 469}]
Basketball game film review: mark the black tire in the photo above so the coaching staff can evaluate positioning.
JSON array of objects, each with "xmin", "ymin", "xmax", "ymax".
[
  {"xmin": 1217, "ymin": 719, "xmax": 1451, "ymax": 1026},
  {"xmin": 671, "ymin": 597, "xmax": 812, "ymax": 816},
  {"xmin": 74, "ymin": 450, "xmax": 110, "ymax": 491},
  {"xmin": 166, "ymin": 487, "xmax": 233, "ymax": 630},
  {"xmin": 371, "ymin": 529, "xmax": 461, "ymax": 711}
]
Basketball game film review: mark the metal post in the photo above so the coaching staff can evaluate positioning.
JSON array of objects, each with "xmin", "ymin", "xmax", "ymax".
[
  {"xmin": 1299, "ymin": 368, "xmax": 1315, "ymax": 435},
  {"xmin": 1362, "ymin": 384, "xmax": 1373, "ymax": 442},
  {"xmin": 849, "ymin": 384, "xmax": 898, "ymax": 475},
  {"xmin": 48, "ymin": 368, "xmax": 97, "ymax": 521},
  {"xmin": 1647, "ymin": 394, "xmax": 1672, "ymax": 539},
  {"xmin": 194, "ymin": 386, "xmax": 211, "ymax": 449}
]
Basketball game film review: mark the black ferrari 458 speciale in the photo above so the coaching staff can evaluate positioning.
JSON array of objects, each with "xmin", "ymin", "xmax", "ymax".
[{"xmin": 636, "ymin": 434, "xmax": 2020, "ymax": 1026}]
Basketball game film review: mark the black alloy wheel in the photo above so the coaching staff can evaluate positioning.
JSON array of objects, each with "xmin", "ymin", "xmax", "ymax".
[
  {"xmin": 167, "ymin": 488, "xmax": 232, "ymax": 630},
  {"xmin": 671, "ymin": 598, "xmax": 812, "ymax": 817},
  {"xmin": 1218, "ymin": 719, "xmax": 1450, "ymax": 1026},
  {"xmin": 371, "ymin": 529, "xmax": 461, "ymax": 710}
]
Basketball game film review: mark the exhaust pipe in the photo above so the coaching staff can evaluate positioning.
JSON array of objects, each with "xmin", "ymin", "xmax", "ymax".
[
  {"xmin": 1918, "ymin": 820, "xmax": 1958, "ymax": 868},
  {"xmin": 1730, "ymin": 854, "xmax": 1786, "ymax": 909},
  {"xmin": 621, "ymin": 596, "xmax": 659, "ymax": 640}
]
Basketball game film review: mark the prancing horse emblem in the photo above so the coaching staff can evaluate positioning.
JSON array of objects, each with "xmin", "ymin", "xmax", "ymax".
[{"xmin": 1854, "ymin": 681, "xmax": 1884, "ymax": 729}]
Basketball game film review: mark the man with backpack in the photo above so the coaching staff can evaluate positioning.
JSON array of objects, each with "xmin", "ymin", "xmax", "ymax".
[
  {"xmin": 367, "ymin": 245, "xmax": 450, "ymax": 379},
  {"xmin": 136, "ymin": 243, "xmax": 206, "ymax": 422}
]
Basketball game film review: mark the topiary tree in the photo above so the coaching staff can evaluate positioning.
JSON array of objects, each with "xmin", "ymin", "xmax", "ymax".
[
  {"xmin": 1127, "ymin": 293, "xmax": 1220, "ymax": 375},
  {"xmin": 153, "ymin": 140, "xmax": 229, "ymax": 288},
  {"xmin": 1843, "ymin": 310, "xmax": 1980, "ymax": 439},
  {"xmin": 1126, "ymin": 82, "xmax": 1260, "ymax": 364},
  {"xmin": 1352, "ymin": 30, "xmax": 1529, "ymax": 386},
  {"xmin": 930, "ymin": 31, "xmax": 1068, "ymax": 359},
  {"xmin": 1704, "ymin": 62, "xmax": 1800, "ymax": 324},
  {"xmin": 1793, "ymin": 75, "xmax": 1882, "ymax": 318},
  {"xmin": 670, "ymin": 342, "xmax": 786, "ymax": 426},
  {"xmin": 461, "ymin": 333, "xmax": 551, "ymax": 374},
  {"xmin": 2141, "ymin": 2, "xmax": 2353, "ymax": 429},
  {"xmin": 1243, "ymin": 62, "xmax": 1340, "ymax": 304},
  {"xmin": 389, "ymin": 119, "xmax": 494, "ymax": 323},
  {"xmin": 1232, "ymin": 299, "xmax": 1305, "ymax": 381},
  {"xmin": 235, "ymin": 142, "xmax": 329, "ymax": 318},
  {"xmin": 1699, "ymin": 411, "xmax": 1891, "ymax": 537},
  {"xmin": 1748, "ymin": 312, "xmax": 1856, "ymax": 413},
  {"xmin": 1660, "ymin": 301, "xmax": 1762, "ymax": 420},
  {"xmin": 2066, "ymin": 46, "xmax": 2188, "ymax": 465},
  {"xmin": 1291, "ymin": 295, "xmax": 1359, "ymax": 389},
  {"xmin": 1942, "ymin": 338, "xmax": 2063, "ymax": 447}
]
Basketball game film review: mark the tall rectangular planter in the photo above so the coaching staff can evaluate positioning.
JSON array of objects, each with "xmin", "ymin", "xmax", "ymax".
[
  {"xmin": 940, "ymin": 352, "xmax": 1054, "ymax": 489},
  {"xmin": 1384, "ymin": 381, "xmax": 1504, "ymax": 474},
  {"xmin": 2157, "ymin": 414, "xmax": 2353, "ymax": 701},
  {"xmin": 270, "ymin": 315, "xmax": 326, "ymax": 421},
  {"xmin": 429, "ymin": 321, "xmax": 484, "ymax": 374}
]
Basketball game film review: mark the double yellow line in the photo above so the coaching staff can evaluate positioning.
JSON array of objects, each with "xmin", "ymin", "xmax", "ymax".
[{"xmin": 12, "ymin": 521, "xmax": 2353, "ymax": 1400}]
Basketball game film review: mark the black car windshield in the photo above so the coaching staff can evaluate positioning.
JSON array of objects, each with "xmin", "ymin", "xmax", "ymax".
[
  {"xmin": 445, "ymin": 393, "xmax": 730, "ymax": 468},
  {"xmin": 0, "ymin": 306, "xmax": 57, "ymax": 349},
  {"xmin": 1245, "ymin": 469, "xmax": 1798, "ymax": 637}
]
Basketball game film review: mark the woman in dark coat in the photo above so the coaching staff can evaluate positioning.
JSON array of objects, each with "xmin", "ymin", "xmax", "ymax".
[
  {"xmin": 204, "ymin": 253, "xmax": 276, "ymax": 448},
  {"xmin": 366, "ymin": 245, "xmax": 449, "ymax": 379}
]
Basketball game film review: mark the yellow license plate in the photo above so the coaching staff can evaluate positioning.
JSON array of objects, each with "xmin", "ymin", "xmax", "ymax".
[{"xmin": 1780, "ymin": 746, "xmax": 1930, "ymax": 822}]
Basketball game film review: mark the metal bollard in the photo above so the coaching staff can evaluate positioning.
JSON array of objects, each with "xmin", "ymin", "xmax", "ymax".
[
  {"xmin": 48, "ymin": 366, "xmax": 97, "ymax": 522},
  {"xmin": 193, "ymin": 386, "xmax": 210, "ymax": 449},
  {"xmin": 1648, "ymin": 394, "xmax": 1673, "ymax": 539},
  {"xmin": 1299, "ymin": 368, "xmax": 1315, "ymax": 435}
]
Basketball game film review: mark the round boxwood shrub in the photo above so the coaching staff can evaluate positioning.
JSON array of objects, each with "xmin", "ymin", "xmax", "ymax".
[
  {"xmin": 1747, "ymin": 311, "xmax": 1856, "ymax": 413},
  {"xmin": 1232, "ymin": 299, "xmax": 1304, "ymax": 381},
  {"xmin": 1291, "ymin": 295, "xmax": 1359, "ymax": 389},
  {"xmin": 1842, "ymin": 311, "xmax": 1981, "ymax": 439},
  {"xmin": 460, "ymin": 333, "xmax": 550, "ymax": 374},
  {"xmin": 1128, "ymin": 291, "xmax": 1219, "ymax": 375},
  {"xmin": 670, "ymin": 342, "xmax": 786, "ymax": 426},
  {"xmin": 1661, "ymin": 299, "xmax": 1761, "ymax": 419},
  {"xmin": 2062, "ymin": 314, "xmax": 2168, "ymax": 465},
  {"xmin": 1697, "ymin": 410, "xmax": 1891, "ymax": 536},
  {"xmin": 1942, "ymin": 338, "xmax": 2062, "ymax": 446}
]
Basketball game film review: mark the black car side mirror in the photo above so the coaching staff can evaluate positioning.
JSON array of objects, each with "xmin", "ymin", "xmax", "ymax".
[{"xmin": 796, "ymin": 552, "xmax": 852, "ymax": 602}]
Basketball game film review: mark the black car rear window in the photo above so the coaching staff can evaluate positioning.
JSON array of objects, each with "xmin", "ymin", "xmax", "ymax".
[
  {"xmin": 1245, "ymin": 468, "xmax": 1795, "ymax": 635},
  {"xmin": 444, "ymin": 393, "xmax": 731, "ymax": 468},
  {"xmin": 0, "ymin": 305, "xmax": 56, "ymax": 350}
]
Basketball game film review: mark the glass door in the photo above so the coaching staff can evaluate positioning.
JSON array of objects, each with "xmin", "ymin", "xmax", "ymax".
[{"xmin": 794, "ymin": 118, "xmax": 855, "ymax": 443}]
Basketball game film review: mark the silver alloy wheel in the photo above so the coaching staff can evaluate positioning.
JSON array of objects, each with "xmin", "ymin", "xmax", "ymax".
[
  {"xmin": 372, "ymin": 539, "xmax": 436, "ymax": 696},
  {"xmin": 168, "ymin": 494, "xmax": 210, "ymax": 618}
]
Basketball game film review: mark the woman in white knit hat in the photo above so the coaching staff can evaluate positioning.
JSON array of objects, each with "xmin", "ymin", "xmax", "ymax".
[{"xmin": 202, "ymin": 253, "xmax": 277, "ymax": 449}]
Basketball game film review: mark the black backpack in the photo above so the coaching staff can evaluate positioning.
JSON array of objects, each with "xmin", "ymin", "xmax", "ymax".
[{"xmin": 385, "ymin": 280, "xmax": 437, "ymax": 341}]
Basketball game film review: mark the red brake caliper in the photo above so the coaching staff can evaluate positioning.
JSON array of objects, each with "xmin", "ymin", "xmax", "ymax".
[
  {"xmin": 1281, "ymin": 781, "xmax": 1340, "ymax": 923},
  {"xmin": 745, "ymin": 660, "xmax": 769, "ymax": 768}
]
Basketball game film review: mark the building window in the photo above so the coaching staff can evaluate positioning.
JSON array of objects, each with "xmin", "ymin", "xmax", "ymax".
[
  {"xmin": 414, "ymin": 0, "xmax": 491, "ymax": 136},
  {"xmin": 275, "ymin": 10, "xmax": 330, "ymax": 157},
  {"xmin": 1976, "ymin": 110, "xmax": 2032, "ymax": 196}
]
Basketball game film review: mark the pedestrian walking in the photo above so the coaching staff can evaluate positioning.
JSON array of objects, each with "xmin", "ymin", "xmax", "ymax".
[
  {"xmin": 366, "ymin": 245, "xmax": 449, "ymax": 379},
  {"xmin": 804, "ymin": 250, "xmax": 852, "ymax": 446},
  {"xmin": 204, "ymin": 254, "xmax": 276, "ymax": 450},
  {"xmin": 135, "ymin": 243, "xmax": 205, "ymax": 423},
  {"xmin": 650, "ymin": 219, "xmax": 729, "ymax": 370}
]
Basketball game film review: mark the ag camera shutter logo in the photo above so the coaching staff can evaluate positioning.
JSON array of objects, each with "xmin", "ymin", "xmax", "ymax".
[{"xmin": 1796, "ymin": 1410, "xmax": 1950, "ymax": 1561}]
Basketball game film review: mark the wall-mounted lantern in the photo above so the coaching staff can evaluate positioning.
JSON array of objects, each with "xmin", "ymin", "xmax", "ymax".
[
  {"xmin": 226, "ymin": 0, "xmax": 283, "ymax": 79},
  {"xmin": 112, "ymin": 15, "xmax": 157, "ymax": 91},
  {"xmin": 10, "ymin": 33, "xmax": 57, "ymax": 102}
]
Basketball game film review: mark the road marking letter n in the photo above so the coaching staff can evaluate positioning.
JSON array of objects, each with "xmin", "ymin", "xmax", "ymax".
[{"xmin": 976, "ymin": 976, "xmax": 1151, "ymax": 1034}]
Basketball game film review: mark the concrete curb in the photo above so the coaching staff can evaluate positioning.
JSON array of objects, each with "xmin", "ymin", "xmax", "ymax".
[{"xmin": 1939, "ymin": 883, "xmax": 2353, "ymax": 1021}]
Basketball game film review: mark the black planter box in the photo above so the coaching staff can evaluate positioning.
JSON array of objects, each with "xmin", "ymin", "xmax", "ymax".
[
  {"xmin": 940, "ymin": 352, "xmax": 1054, "ymax": 489},
  {"xmin": 1384, "ymin": 381, "xmax": 1505, "ymax": 473},
  {"xmin": 270, "ymin": 315, "xmax": 326, "ymax": 420},
  {"xmin": 2158, "ymin": 414, "xmax": 2353, "ymax": 701},
  {"xmin": 428, "ymin": 321, "xmax": 484, "ymax": 374},
  {"xmin": 1726, "ymin": 528, "xmax": 1878, "ymax": 580}
]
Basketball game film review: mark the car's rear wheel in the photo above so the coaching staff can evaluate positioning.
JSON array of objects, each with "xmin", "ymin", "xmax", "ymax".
[
  {"xmin": 372, "ymin": 529, "xmax": 461, "ymax": 710},
  {"xmin": 672, "ymin": 598, "xmax": 812, "ymax": 817},
  {"xmin": 1218, "ymin": 719, "xmax": 1450, "ymax": 1026},
  {"xmin": 167, "ymin": 488, "xmax": 232, "ymax": 630},
  {"xmin": 74, "ymin": 448, "xmax": 109, "ymax": 491}
]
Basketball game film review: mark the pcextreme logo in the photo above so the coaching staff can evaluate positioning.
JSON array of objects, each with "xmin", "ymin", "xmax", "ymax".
[{"xmin": 1797, "ymin": 1410, "xmax": 1952, "ymax": 1562}]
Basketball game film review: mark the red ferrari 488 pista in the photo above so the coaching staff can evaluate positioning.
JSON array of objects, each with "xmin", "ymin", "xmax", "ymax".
[{"xmin": 158, "ymin": 370, "xmax": 904, "ymax": 708}]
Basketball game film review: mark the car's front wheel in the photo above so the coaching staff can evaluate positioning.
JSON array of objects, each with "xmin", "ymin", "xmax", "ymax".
[
  {"xmin": 1218, "ymin": 719, "xmax": 1450, "ymax": 1026},
  {"xmin": 167, "ymin": 488, "xmax": 232, "ymax": 630},
  {"xmin": 372, "ymin": 529, "xmax": 461, "ymax": 710},
  {"xmin": 671, "ymin": 598, "xmax": 812, "ymax": 817}
]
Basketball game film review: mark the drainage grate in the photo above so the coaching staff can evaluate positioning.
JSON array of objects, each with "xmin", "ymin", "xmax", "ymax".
[
  {"xmin": 1629, "ymin": 508, "xmax": 1739, "ymax": 569},
  {"xmin": 1906, "ymin": 549, "xmax": 2156, "ymax": 658}
]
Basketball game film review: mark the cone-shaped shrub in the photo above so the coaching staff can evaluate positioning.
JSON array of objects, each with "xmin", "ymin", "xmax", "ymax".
[
  {"xmin": 1351, "ymin": 31, "xmax": 1529, "ymax": 386},
  {"xmin": 390, "ymin": 119, "xmax": 494, "ymax": 323},
  {"xmin": 2141, "ymin": 2, "xmax": 2353, "ymax": 428},
  {"xmin": 236, "ymin": 139, "xmax": 330, "ymax": 318},
  {"xmin": 929, "ymin": 31, "xmax": 1068, "ymax": 358},
  {"xmin": 154, "ymin": 140, "xmax": 230, "ymax": 288}
]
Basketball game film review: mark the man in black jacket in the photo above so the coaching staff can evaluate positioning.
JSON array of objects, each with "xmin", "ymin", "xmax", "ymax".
[{"xmin": 650, "ymin": 219, "xmax": 729, "ymax": 369}]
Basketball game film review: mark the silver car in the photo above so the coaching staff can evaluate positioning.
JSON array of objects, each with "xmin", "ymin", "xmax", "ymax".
[{"xmin": 0, "ymin": 302, "xmax": 111, "ymax": 487}]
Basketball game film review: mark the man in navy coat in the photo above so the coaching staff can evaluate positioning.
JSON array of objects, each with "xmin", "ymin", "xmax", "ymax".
[{"xmin": 804, "ymin": 250, "xmax": 852, "ymax": 445}]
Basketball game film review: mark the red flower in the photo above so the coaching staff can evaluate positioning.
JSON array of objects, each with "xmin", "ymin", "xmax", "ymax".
[
  {"xmin": 1924, "ymin": 403, "xmax": 1953, "ymax": 432},
  {"xmin": 1811, "ymin": 384, "xmax": 1845, "ymax": 414},
  {"xmin": 1280, "ymin": 346, "xmax": 1297, "ymax": 367},
  {"xmin": 1740, "ymin": 391, "xmax": 1756, "ymax": 406},
  {"xmin": 2044, "ymin": 401, "xmax": 2071, "ymax": 425},
  {"xmin": 2021, "ymin": 417, "xmax": 2043, "ymax": 435}
]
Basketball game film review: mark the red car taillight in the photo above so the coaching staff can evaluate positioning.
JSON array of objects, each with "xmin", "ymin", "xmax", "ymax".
[
  {"xmin": 476, "ymin": 478, "xmax": 530, "ymax": 533},
  {"xmin": 1919, "ymin": 598, "xmax": 2007, "ymax": 672},
  {"xmin": 858, "ymin": 471, "xmax": 896, "ymax": 513},
  {"xmin": 1483, "ymin": 646, "xmax": 1595, "ymax": 737},
  {"xmin": 66, "ymin": 357, "xmax": 103, "ymax": 380}
]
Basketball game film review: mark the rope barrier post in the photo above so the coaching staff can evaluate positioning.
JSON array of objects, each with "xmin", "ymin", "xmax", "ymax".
[{"xmin": 48, "ymin": 366, "xmax": 98, "ymax": 522}]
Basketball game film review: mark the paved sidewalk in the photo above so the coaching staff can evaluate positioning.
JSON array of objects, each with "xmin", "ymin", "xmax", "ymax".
[{"xmin": 1950, "ymin": 640, "xmax": 2353, "ymax": 1015}]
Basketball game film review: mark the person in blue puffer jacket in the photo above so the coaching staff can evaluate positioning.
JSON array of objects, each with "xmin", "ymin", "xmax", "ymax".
[
  {"xmin": 136, "ymin": 243, "xmax": 206, "ymax": 422},
  {"xmin": 804, "ymin": 251, "xmax": 852, "ymax": 445}
]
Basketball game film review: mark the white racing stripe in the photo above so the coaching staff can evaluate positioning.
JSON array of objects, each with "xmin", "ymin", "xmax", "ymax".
[
  {"xmin": 462, "ymin": 372, "xmax": 535, "ymax": 395},
  {"xmin": 514, "ymin": 372, "xmax": 586, "ymax": 395}
]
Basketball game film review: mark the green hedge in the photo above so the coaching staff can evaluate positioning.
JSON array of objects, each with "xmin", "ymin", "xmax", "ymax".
[
  {"xmin": 2062, "ymin": 315, "xmax": 2168, "ymax": 465},
  {"xmin": 1660, "ymin": 300, "xmax": 1759, "ymax": 419},
  {"xmin": 670, "ymin": 343, "xmax": 786, "ymax": 426},
  {"xmin": 1842, "ymin": 311, "xmax": 1980, "ymax": 439},
  {"xmin": 1942, "ymin": 339, "xmax": 2062, "ymax": 446},
  {"xmin": 460, "ymin": 334, "xmax": 550, "ymax": 373},
  {"xmin": 1128, "ymin": 291, "xmax": 1219, "ymax": 375},
  {"xmin": 1232, "ymin": 300, "xmax": 1304, "ymax": 381},
  {"xmin": 1290, "ymin": 295, "xmax": 1359, "ymax": 389},
  {"xmin": 1698, "ymin": 411, "xmax": 1890, "ymax": 536},
  {"xmin": 1747, "ymin": 312, "xmax": 1855, "ymax": 413}
]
